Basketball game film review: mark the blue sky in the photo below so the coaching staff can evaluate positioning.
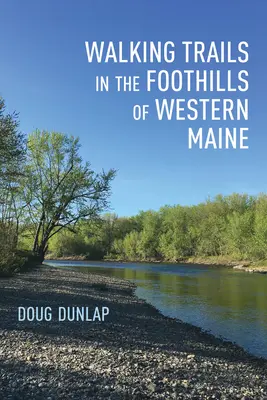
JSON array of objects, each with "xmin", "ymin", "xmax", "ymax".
[{"xmin": 0, "ymin": 1, "xmax": 266, "ymax": 216}]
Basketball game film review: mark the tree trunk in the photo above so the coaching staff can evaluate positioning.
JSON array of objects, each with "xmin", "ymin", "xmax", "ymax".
[
  {"xmin": 32, "ymin": 212, "xmax": 45, "ymax": 253},
  {"xmin": 38, "ymin": 247, "xmax": 45, "ymax": 263},
  {"xmin": 37, "ymin": 241, "xmax": 49, "ymax": 263}
]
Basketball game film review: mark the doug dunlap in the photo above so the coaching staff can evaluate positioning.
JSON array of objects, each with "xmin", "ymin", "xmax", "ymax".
[{"xmin": 17, "ymin": 306, "xmax": 110, "ymax": 322}]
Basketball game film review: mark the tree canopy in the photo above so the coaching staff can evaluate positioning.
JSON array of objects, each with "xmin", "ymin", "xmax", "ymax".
[
  {"xmin": 47, "ymin": 193, "xmax": 267, "ymax": 263},
  {"xmin": 22, "ymin": 130, "xmax": 116, "ymax": 259}
]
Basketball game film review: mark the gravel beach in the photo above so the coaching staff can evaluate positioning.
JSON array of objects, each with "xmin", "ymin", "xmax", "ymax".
[{"xmin": 0, "ymin": 265, "xmax": 266, "ymax": 399}]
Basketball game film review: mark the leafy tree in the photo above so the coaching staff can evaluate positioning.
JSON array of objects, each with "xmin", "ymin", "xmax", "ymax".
[
  {"xmin": 0, "ymin": 97, "xmax": 26, "ymax": 251},
  {"xmin": 225, "ymin": 193, "xmax": 255, "ymax": 214},
  {"xmin": 123, "ymin": 231, "xmax": 141, "ymax": 260},
  {"xmin": 0, "ymin": 97, "xmax": 25, "ymax": 184},
  {"xmin": 22, "ymin": 130, "xmax": 115, "ymax": 260},
  {"xmin": 48, "ymin": 229, "xmax": 88, "ymax": 258},
  {"xmin": 137, "ymin": 211, "xmax": 161, "ymax": 259},
  {"xmin": 193, "ymin": 199, "xmax": 227, "ymax": 256},
  {"xmin": 99, "ymin": 213, "xmax": 118, "ymax": 255},
  {"xmin": 250, "ymin": 194, "xmax": 267, "ymax": 259},
  {"xmin": 159, "ymin": 206, "xmax": 193, "ymax": 260},
  {"xmin": 224, "ymin": 210, "xmax": 254, "ymax": 259},
  {"xmin": 112, "ymin": 238, "xmax": 125, "ymax": 259}
]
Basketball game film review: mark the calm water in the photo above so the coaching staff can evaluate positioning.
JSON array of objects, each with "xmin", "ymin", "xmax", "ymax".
[{"xmin": 45, "ymin": 260, "xmax": 267, "ymax": 359}]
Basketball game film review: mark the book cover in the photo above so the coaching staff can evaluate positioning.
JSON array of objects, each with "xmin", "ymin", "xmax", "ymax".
[{"xmin": 0, "ymin": 1, "xmax": 266, "ymax": 399}]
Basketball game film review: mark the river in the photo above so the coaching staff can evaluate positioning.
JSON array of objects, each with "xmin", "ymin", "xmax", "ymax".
[{"xmin": 44, "ymin": 260, "xmax": 267, "ymax": 359}]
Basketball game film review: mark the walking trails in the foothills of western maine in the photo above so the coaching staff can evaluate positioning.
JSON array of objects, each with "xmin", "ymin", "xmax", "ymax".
[{"xmin": 0, "ymin": 266, "xmax": 266, "ymax": 399}]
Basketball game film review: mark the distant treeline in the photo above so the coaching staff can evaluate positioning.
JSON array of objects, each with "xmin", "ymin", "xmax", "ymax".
[{"xmin": 46, "ymin": 193, "xmax": 267, "ymax": 262}]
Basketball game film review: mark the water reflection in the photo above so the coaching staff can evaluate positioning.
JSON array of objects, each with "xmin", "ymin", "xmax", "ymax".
[{"xmin": 45, "ymin": 260, "xmax": 267, "ymax": 358}]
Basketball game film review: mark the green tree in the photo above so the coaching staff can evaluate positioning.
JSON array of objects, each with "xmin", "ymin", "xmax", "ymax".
[
  {"xmin": 0, "ymin": 97, "xmax": 25, "ymax": 184},
  {"xmin": 193, "ymin": 198, "xmax": 228, "ymax": 256},
  {"xmin": 137, "ymin": 211, "xmax": 161, "ymax": 259},
  {"xmin": 250, "ymin": 194, "xmax": 267, "ymax": 259},
  {"xmin": 22, "ymin": 130, "xmax": 115, "ymax": 260},
  {"xmin": 159, "ymin": 206, "xmax": 193, "ymax": 260},
  {"xmin": 0, "ymin": 97, "xmax": 25, "ymax": 250},
  {"xmin": 123, "ymin": 231, "xmax": 141, "ymax": 260},
  {"xmin": 48, "ymin": 229, "xmax": 88, "ymax": 258},
  {"xmin": 224, "ymin": 210, "xmax": 254, "ymax": 258}
]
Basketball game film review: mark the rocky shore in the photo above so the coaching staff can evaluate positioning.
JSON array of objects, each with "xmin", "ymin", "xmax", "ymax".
[{"xmin": 0, "ymin": 266, "xmax": 266, "ymax": 399}]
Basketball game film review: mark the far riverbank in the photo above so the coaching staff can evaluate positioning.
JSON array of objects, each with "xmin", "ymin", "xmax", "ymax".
[{"xmin": 45, "ymin": 254, "xmax": 267, "ymax": 274}]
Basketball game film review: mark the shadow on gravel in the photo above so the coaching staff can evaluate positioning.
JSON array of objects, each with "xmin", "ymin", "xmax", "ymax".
[
  {"xmin": 0, "ymin": 268, "xmax": 266, "ymax": 362},
  {"xmin": 0, "ymin": 266, "xmax": 267, "ymax": 399},
  {"xmin": 0, "ymin": 357, "xmax": 133, "ymax": 400}
]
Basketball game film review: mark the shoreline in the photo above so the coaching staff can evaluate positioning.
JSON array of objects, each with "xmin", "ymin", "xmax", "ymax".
[
  {"xmin": 45, "ymin": 255, "xmax": 267, "ymax": 274},
  {"xmin": 0, "ymin": 266, "xmax": 266, "ymax": 399}
]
